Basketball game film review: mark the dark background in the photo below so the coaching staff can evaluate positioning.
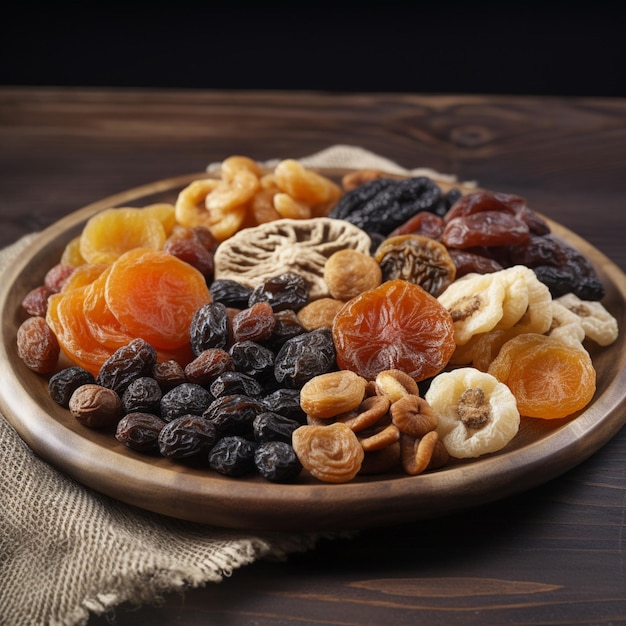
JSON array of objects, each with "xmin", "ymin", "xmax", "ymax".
[{"xmin": 3, "ymin": 4, "xmax": 626, "ymax": 97}]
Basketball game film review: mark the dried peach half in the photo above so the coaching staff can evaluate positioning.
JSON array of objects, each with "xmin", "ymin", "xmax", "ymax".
[{"xmin": 332, "ymin": 279, "xmax": 455, "ymax": 381}]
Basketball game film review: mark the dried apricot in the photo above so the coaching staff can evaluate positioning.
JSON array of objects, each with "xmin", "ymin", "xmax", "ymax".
[
  {"xmin": 80, "ymin": 207, "xmax": 167, "ymax": 264},
  {"xmin": 104, "ymin": 248, "xmax": 211, "ymax": 351},
  {"xmin": 332, "ymin": 279, "xmax": 455, "ymax": 381},
  {"xmin": 487, "ymin": 333, "xmax": 596, "ymax": 419}
]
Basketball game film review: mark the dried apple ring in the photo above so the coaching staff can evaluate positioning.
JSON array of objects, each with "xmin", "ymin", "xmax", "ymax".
[
  {"xmin": 487, "ymin": 333, "xmax": 596, "ymax": 419},
  {"xmin": 292, "ymin": 422, "xmax": 364, "ymax": 483},
  {"xmin": 425, "ymin": 367, "xmax": 520, "ymax": 458}
]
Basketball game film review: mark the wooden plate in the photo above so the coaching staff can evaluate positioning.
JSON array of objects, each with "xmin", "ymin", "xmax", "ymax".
[{"xmin": 1, "ymin": 171, "xmax": 625, "ymax": 532}]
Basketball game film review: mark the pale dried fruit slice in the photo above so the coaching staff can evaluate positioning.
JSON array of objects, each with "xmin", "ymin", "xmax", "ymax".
[
  {"xmin": 374, "ymin": 234, "xmax": 456, "ymax": 297},
  {"xmin": 555, "ymin": 292, "xmax": 619, "ymax": 346},
  {"xmin": 425, "ymin": 367, "xmax": 520, "ymax": 458},
  {"xmin": 292, "ymin": 422, "xmax": 364, "ymax": 483},
  {"xmin": 437, "ymin": 272, "xmax": 507, "ymax": 345},
  {"xmin": 213, "ymin": 218, "xmax": 372, "ymax": 299},
  {"xmin": 548, "ymin": 300, "xmax": 586, "ymax": 347}
]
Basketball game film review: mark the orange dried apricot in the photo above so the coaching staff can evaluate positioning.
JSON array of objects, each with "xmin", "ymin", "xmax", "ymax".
[
  {"xmin": 46, "ymin": 287, "xmax": 115, "ymax": 375},
  {"xmin": 104, "ymin": 248, "xmax": 211, "ymax": 350},
  {"xmin": 487, "ymin": 333, "xmax": 596, "ymax": 419},
  {"xmin": 80, "ymin": 207, "xmax": 167, "ymax": 264},
  {"xmin": 332, "ymin": 279, "xmax": 455, "ymax": 381}
]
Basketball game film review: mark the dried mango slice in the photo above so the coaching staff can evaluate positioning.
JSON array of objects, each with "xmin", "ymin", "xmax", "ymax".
[
  {"xmin": 424, "ymin": 367, "xmax": 520, "ymax": 458},
  {"xmin": 555, "ymin": 293, "xmax": 619, "ymax": 346},
  {"xmin": 80, "ymin": 207, "xmax": 167, "ymax": 264},
  {"xmin": 487, "ymin": 333, "xmax": 596, "ymax": 419}
]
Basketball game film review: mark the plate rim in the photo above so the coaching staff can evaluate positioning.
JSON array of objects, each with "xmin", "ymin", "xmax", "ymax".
[{"xmin": 1, "ymin": 170, "xmax": 625, "ymax": 531}]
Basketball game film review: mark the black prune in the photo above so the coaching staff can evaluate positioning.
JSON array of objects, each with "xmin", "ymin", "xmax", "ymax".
[
  {"xmin": 203, "ymin": 394, "xmax": 267, "ymax": 437},
  {"xmin": 48, "ymin": 366, "xmax": 95, "ymax": 408},
  {"xmin": 121, "ymin": 376, "xmax": 162, "ymax": 415},
  {"xmin": 158, "ymin": 414, "xmax": 217, "ymax": 459},
  {"xmin": 189, "ymin": 302, "xmax": 230, "ymax": 356},
  {"xmin": 160, "ymin": 383, "xmax": 213, "ymax": 422},
  {"xmin": 253, "ymin": 411, "xmax": 301, "ymax": 443},
  {"xmin": 329, "ymin": 178, "xmax": 397, "ymax": 220},
  {"xmin": 208, "ymin": 436, "xmax": 257, "ymax": 477},
  {"xmin": 229, "ymin": 341, "xmax": 275, "ymax": 381},
  {"xmin": 209, "ymin": 279, "xmax": 253, "ymax": 309},
  {"xmin": 330, "ymin": 177, "xmax": 441, "ymax": 236},
  {"xmin": 248, "ymin": 273, "xmax": 309, "ymax": 312},
  {"xmin": 254, "ymin": 441, "xmax": 302, "ymax": 482},
  {"xmin": 115, "ymin": 412, "xmax": 165, "ymax": 453},
  {"xmin": 533, "ymin": 265, "xmax": 605, "ymax": 300},
  {"xmin": 96, "ymin": 338, "xmax": 157, "ymax": 395},
  {"xmin": 209, "ymin": 371, "xmax": 263, "ymax": 398},
  {"xmin": 274, "ymin": 327, "xmax": 337, "ymax": 388}
]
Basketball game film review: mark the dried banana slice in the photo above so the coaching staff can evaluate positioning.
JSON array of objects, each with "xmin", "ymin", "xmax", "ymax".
[
  {"xmin": 555, "ymin": 293, "xmax": 619, "ymax": 346},
  {"xmin": 437, "ymin": 272, "xmax": 507, "ymax": 345},
  {"xmin": 424, "ymin": 367, "xmax": 520, "ymax": 458}
]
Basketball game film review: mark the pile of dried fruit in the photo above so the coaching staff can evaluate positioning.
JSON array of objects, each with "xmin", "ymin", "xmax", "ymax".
[{"xmin": 16, "ymin": 157, "xmax": 620, "ymax": 484}]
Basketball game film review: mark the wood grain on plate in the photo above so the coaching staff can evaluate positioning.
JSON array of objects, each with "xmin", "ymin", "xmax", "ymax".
[{"xmin": 1, "ymin": 171, "xmax": 625, "ymax": 532}]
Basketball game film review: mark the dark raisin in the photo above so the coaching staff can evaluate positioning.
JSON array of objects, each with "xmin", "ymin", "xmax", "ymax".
[
  {"xmin": 229, "ymin": 341, "xmax": 275, "ymax": 381},
  {"xmin": 162, "ymin": 236, "xmax": 214, "ymax": 278},
  {"xmin": 189, "ymin": 302, "xmax": 230, "ymax": 356},
  {"xmin": 331, "ymin": 177, "xmax": 441, "ymax": 236},
  {"xmin": 254, "ymin": 441, "xmax": 302, "ymax": 482},
  {"xmin": 253, "ymin": 411, "xmax": 301, "ymax": 443},
  {"xmin": 48, "ymin": 366, "xmax": 95, "ymax": 408},
  {"xmin": 184, "ymin": 348, "xmax": 234, "ymax": 385},
  {"xmin": 69, "ymin": 384, "xmax": 123, "ymax": 429},
  {"xmin": 248, "ymin": 273, "xmax": 309, "ymax": 312},
  {"xmin": 160, "ymin": 382, "xmax": 213, "ymax": 422},
  {"xmin": 208, "ymin": 435, "xmax": 257, "ymax": 477},
  {"xmin": 231, "ymin": 301, "xmax": 276, "ymax": 343},
  {"xmin": 121, "ymin": 376, "xmax": 162, "ymax": 415},
  {"xmin": 442, "ymin": 211, "xmax": 530, "ymax": 248},
  {"xmin": 263, "ymin": 309, "xmax": 305, "ymax": 351},
  {"xmin": 534, "ymin": 265, "xmax": 605, "ymax": 300},
  {"xmin": 261, "ymin": 388, "xmax": 306, "ymax": 422},
  {"xmin": 152, "ymin": 360, "xmax": 187, "ymax": 390},
  {"xmin": 274, "ymin": 327, "xmax": 337, "ymax": 388},
  {"xmin": 115, "ymin": 412, "xmax": 165, "ymax": 453},
  {"xmin": 203, "ymin": 394, "xmax": 267, "ymax": 437},
  {"xmin": 448, "ymin": 248, "xmax": 504, "ymax": 277},
  {"xmin": 96, "ymin": 338, "xmax": 157, "ymax": 395},
  {"xmin": 209, "ymin": 279, "xmax": 253, "ymax": 309},
  {"xmin": 209, "ymin": 371, "xmax": 263, "ymax": 398},
  {"xmin": 158, "ymin": 414, "xmax": 217, "ymax": 459}
]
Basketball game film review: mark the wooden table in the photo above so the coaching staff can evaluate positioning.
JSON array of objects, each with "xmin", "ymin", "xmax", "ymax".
[{"xmin": 1, "ymin": 87, "xmax": 625, "ymax": 625}]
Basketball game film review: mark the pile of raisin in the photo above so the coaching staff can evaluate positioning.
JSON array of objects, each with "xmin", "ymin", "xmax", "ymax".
[{"xmin": 49, "ymin": 272, "xmax": 340, "ymax": 482}]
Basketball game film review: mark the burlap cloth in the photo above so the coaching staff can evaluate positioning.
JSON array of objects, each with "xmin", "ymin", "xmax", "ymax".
[{"xmin": 0, "ymin": 146, "xmax": 459, "ymax": 626}]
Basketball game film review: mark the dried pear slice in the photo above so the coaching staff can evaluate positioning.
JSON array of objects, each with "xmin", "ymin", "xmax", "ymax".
[{"xmin": 213, "ymin": 218, "xmax": 372, "ymax": 299}]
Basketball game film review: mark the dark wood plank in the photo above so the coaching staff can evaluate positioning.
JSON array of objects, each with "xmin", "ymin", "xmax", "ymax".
[{"xmin": 1, "ymin": 88, "xmax": 625, "ymax": 625}]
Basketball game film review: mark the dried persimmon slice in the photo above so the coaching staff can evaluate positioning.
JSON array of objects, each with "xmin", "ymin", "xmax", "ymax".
[
  {"xmin": 104, "ymin": 248, "xmax": 211, "ymax": 350},
  {"xmin": 332, "ymin": 279, "xmax": 455, "ymax": 381}
]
